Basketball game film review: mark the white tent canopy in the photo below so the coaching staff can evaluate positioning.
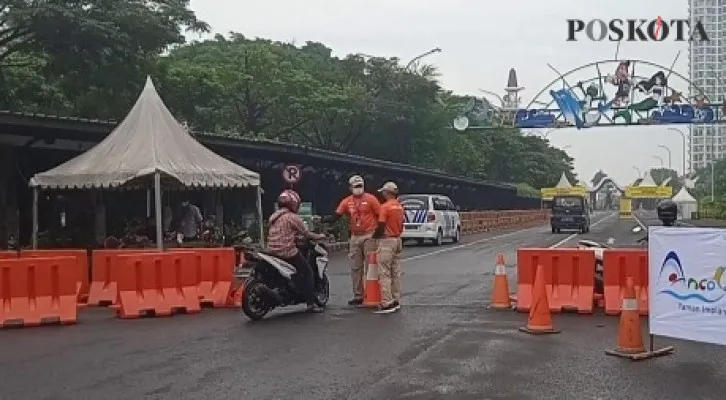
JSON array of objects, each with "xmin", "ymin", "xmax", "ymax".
[
  {"xmin": 29, "ymin": 77, "xmax": 264, "ymax": 249},
  {"xmin": 555, "ymin": 172, "xmax": 572, "ymax": 188},
  {"xmin": 672, "ymin": 187, "xmax": 698, "ymax": 220},
  {"xmin": 30, "ymin": 77, "xmax": 260, "ymax": 189},
  {"xmin": 639, "ymin": 170, "xmax": 658, "ymax": 187}
]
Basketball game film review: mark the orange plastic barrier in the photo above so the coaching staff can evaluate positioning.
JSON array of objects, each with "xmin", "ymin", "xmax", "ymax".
[
  {"xmin": 181, "ymin": 248, "xmax": 235, "ymax": 307},
  {"xmin": 602, "ymin": 249, "xmax": 648, "ymax": 316},
  {"xmin": 0, "ymin": 251, "xmax": 17, "ymax": 259},
  {"xmin": 21, "ymin": 249, "xmax": 89, "ymax": 303},
  {"xmin": 115, "ymin": 252, "xmax": 201, "ymax": 318},
  {"xmin": 88, "ymin": 249, "xmax": 149, "ymax": 306},
  {"xmin": 517, "ymin": 248, "xmax": 596, "ymax": 314},
  {"xmin": 0, "ymin": 256, "xmax": 78, "ymax": 327}
]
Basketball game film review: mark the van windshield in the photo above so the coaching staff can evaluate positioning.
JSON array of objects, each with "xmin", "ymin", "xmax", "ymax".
[
  {"xmin": 399, "ymin": 195, "xmax": 428, "ymax": 210},
  {"xmin": 553, "ymin": 196, "xmax": 584, "ymax": 210}
]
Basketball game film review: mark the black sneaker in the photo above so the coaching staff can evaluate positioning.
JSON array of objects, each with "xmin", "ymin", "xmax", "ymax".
[
  {"xmin": 374, "ymin": 302, "xmax": 399, "ymax": 315},
  {"xmin": 348, "ymin": 298, "xmax": 363, "ymax": 306}
]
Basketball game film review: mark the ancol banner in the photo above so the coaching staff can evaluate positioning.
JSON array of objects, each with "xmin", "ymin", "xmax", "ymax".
[{"xmin": 649, "ymin": 227, "xmax": 726, "ymax": 346}]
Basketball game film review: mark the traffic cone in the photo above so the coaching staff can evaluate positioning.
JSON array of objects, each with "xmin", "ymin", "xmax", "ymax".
[
  {"xmin": 519, "ymin": 264, "xmax": 560, "ymax": 335},
  {"xmin": 489, "ymin": 254, "xmax": 512, "ymax": 310},
  {"xmin": 363, "ymin": 252, "xmax": 382, "ymax": 308},
  {"xmin": 605, "ymin": 277, "xmax": 674, "ymax": 360}
]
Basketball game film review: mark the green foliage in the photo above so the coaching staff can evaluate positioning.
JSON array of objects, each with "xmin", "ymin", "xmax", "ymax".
[
  {"xmin": 590, "ymin": 170, "xmax": 607, "ymax": 186},
  {"xmin": 515, "ymin": 183, "xmax": 541, "ymax": 198},
  {"xmin": 649, "ymin": 168, "xmax": 682, "ymax": 193},
  {"xmin": 693, "ymin": 158, "xmax": 726, "ymax": 202},
  {"xmin": 1, "ymin": 15, "xmax": 576, "ymax": 188},
  {"xmin": 0, "ymin": 0, "xmax": 208, "ymax": 119}
]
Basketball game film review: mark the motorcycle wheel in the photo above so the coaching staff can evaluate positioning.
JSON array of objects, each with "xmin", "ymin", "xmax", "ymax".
[
  {"xmin": 242, "ymin": 279, "xmax": 271, "ymax": 321},
  {"xmin": 314, "ymin": 273, "xmax": 330, "ymax": 307}
]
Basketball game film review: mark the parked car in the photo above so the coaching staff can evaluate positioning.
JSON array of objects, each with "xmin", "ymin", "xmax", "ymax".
[{"xmin": 399, "ymin": 194, "xmax": 461, "ymax": 246}]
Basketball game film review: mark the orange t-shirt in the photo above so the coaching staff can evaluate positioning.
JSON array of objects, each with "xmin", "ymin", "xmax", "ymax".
[
  {"xmin": 379, "ymin": 198, "xmax": 404, "ymax": 238},
  {"xmin": 336, "ymin": 193, "xmax": 381, "ymax": 235}
]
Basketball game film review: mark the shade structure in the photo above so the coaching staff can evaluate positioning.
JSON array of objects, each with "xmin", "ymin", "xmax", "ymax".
[
  {"xmin": 29, "ymin": 76, "xmax": 260, "ymax": 189},
  {"xmin": 672, "ymin": 186, "xmax": 698, "ymax": 220},
  {"xmin": 639, "ymin": 171, "xmax": 657, "ymax": 187},
  {"xmin": 28, "ymin": 76, "xmax": 265, "ymax": 250},
  {"xmin": 555, "ymin": 172, "xmax": 572, "ymax": 188}
]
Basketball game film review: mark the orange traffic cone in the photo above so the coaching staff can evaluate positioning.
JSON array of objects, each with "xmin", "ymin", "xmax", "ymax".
[
  {"xmin": 363, "ymin": 252, "xmax": 382, "ymax": 308},
  {"xmin": 490, "ymin": 254, "xmax": 512, "ymax": 310},
  {"xmin": 519, "ymin": 264, "xmax": 560, "ymax": 335},
  {"xmin": 605, "ymin": 277, "xmax": 674, "ymax": 360}
]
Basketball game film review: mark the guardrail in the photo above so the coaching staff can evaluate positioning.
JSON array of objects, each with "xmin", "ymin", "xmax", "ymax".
[{"xmin": 460, "ymin": 210, "xmax": 550, "ymax": 235}]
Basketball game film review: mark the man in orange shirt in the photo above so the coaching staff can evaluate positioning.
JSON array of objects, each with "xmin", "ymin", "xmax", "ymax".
[
  {"xmin": 329, "ymin": 175, "xmax": 381, "ymax": 306},
  {"xmin": 372, "ymin": 181, "xmax": 404, "ymax": 314}
]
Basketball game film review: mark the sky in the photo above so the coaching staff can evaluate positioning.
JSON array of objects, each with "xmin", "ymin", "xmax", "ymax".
[{"xmin": 188, "ymin": 0, "xmax": 692, "ymax": 186}]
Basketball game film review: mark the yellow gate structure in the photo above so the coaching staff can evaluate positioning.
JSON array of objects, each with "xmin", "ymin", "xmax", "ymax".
[{"xmin": 621, "ymin": 186, "xmax": 673, "ymax": 219}]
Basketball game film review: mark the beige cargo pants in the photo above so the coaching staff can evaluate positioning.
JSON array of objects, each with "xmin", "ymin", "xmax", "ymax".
[
  {"xmin": 349, "ymin": 233, "xmax": 377, "ymax": 300},
  {"xmin": 377, "ymin": 237, "xmax": 403, "ymax": 306}
]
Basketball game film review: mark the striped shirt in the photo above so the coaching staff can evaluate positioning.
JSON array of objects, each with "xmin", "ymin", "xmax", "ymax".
[{"xmin": 267, "ymin": 209, "xmax": 307, "ymax": 258}]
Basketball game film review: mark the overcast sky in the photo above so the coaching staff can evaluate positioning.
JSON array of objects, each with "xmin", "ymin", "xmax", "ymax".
[{"xmin": 189, "ymin": 0, "xmax": 692, "ymax": 186}]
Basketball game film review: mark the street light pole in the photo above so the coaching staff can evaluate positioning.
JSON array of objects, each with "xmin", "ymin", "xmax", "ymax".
[
  {"xmin": 667, "ymin": 127, "xmax": 687, "ymax": 176},
  {"xmin": 711, "ymin": 160, "xmax": 715, "ymax": 201},
  {"xmin": 652, "ymin": 155, "xmax": 665, "ymax": 167},
  {"xmin": 657, "ymin": 144, "xmax": 672, "ymax": 170},
  {"xmin": 405, "ymin": 47, "xmax": 442, "ymax": 70}
]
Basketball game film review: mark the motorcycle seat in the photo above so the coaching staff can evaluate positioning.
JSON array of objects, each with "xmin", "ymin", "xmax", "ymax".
[{"xmin": 256, "ymin": 249, "xmax": 297, "ymax": 274}]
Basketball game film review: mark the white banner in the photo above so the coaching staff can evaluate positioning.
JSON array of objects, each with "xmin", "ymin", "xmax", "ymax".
[{"xmin": 649, "ymin": 227, "xmax": 726, "ymax": 346}]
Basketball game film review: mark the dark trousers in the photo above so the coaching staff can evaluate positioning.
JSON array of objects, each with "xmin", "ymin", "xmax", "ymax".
[{"xmin": 284, "ymin": 252, "xmax": 316, "ymax": 306}]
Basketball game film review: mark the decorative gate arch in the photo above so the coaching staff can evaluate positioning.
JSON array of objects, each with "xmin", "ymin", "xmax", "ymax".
[
  {"xmin": 590, "ymin": 176, "xmax": 625, "ymax": 194},
  {"xmin": 453, "ymin": 55, "xmax": 725, "ymax": 131}
]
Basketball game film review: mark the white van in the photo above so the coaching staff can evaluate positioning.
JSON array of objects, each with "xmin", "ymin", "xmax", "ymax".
[{"xmin": 399, "ymin": 194, "xmax": 461, "ymax": 246}]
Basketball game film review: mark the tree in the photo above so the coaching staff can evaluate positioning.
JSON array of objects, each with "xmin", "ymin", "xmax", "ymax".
[
  {"xmin": 3, "ymin": 30, "xmax": 576, "ymax": 189},
  {"xmin": 649, "ymin": 168, "xmax": 682, "ymax": 193},
  {"xmin": 590, "ymin": 170, "xmax": 607, "ymax": 186},
  {"xmin": 0, "ymin": 0, "xmax": 208, "ymax": 119}
]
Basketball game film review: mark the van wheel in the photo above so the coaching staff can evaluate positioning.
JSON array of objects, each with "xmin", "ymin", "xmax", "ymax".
[
  {"xmin": 452, "ymin": 227, "xmax": 461, "ymax": 243},
  {"xmin": 551, "ymin": 226, "xmax": 556, "ymax": 234},
  {"xmin": 434, "ymin": 229, "xmax": 443, "ymax": 246}
]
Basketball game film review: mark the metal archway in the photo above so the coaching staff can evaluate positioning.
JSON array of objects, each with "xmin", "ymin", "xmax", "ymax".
[{"xmin": 454, "ymin": 57, "xmax": 724, "ymax": 131}]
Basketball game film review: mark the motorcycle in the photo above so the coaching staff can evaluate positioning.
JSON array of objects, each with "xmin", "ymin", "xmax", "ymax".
[
  {"xmin": 577, "ymin": 239, "xmax": 607, "ymax": 294},
  {"xmin": 236, "ymin": 237, "xmax": 330, "ymax": 321}
]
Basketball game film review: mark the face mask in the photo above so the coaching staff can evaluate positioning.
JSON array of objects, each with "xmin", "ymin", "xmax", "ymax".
[{"xmin": 352, "ymin": 187, "xmax": 363, "ymax": 196}]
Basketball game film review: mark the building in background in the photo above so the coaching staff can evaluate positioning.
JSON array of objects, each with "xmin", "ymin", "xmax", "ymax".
[{"xmin": 689, "ymin": 0, "xmax": 725, "ymax": 172}]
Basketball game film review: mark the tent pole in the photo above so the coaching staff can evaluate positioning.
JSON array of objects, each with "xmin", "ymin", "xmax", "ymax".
[
  {"xmin": 31, "ymin": 187, "xmax": 39, "ymax": 249},
  {"xmin": 256, "ymin": 186, "xmax": 265, "ymax": 247},
  {"xmin": 154, "ymin": 172, "xmax": 163, "ymax": 250}
]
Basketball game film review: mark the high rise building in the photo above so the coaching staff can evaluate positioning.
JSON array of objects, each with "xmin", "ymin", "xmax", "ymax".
[{"xmin": 688, "ymin": 0, "xmax": 725, "ymax": 172}]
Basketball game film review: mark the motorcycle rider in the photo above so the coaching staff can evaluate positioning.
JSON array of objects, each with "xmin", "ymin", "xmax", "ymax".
[
  {"xmin": 267, "ymin": 189, "xmax": 327, "ymax": 313},
  {"xmin": 656, "ymin": 199, "xmax": 678, "ymax": 227}
]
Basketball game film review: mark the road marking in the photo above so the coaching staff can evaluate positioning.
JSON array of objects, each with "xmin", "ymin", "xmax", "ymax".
[
  {"xmin": 631, "ymin": 212, "xmax": 648, "ymax": 230},
  {"xmin": 548, "ymin": 213, "xmax": 616, "ymax": 249},
  {"xmin": 401, "ymin": 224, "xmax": 546, "ymax": 263}
]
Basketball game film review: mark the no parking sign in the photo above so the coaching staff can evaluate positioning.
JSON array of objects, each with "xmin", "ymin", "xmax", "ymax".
[{"xmin": 282, "ymin": 165, "xmax": 302, "ymax": 185}]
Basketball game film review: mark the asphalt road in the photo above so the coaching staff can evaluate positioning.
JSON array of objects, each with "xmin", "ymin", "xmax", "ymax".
[{"xmin": 2, "ymin": 211, "xmax": 726, "ymax": 400}]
